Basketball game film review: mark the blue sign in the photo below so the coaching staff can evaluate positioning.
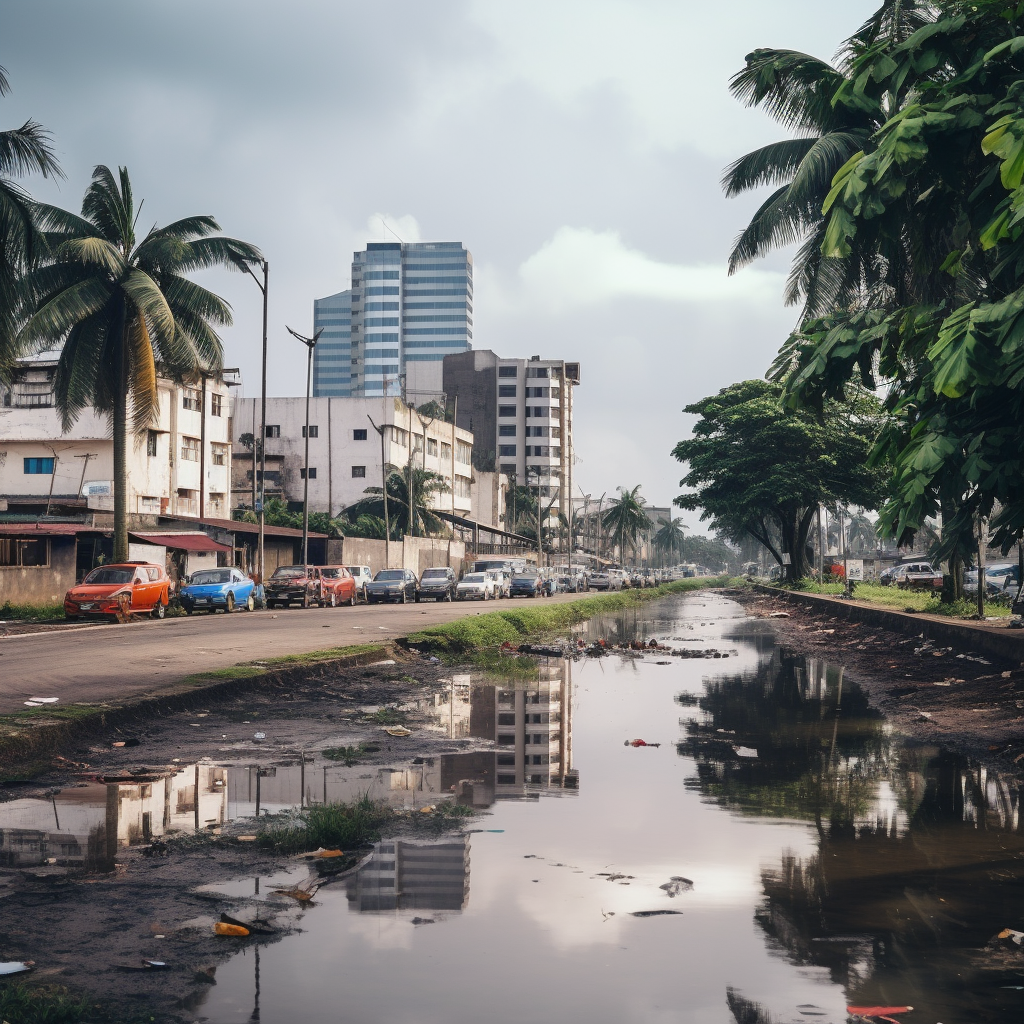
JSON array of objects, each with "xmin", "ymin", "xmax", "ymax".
[{"xmin": 255, "ymin": 501, "xmax": 263, "ymax": 512}]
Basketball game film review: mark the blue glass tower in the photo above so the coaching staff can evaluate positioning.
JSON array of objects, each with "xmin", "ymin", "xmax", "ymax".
[{"xmin": 311, "ymin": 289, "xmax": 352, "ymax": 397}]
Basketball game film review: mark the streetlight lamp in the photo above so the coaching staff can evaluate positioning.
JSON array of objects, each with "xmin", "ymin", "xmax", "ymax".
[
  {"xmin": 236, "ymin": 259, "xmax": 269, "ymax": 582},
  {"xmin": 287, "ymin": 325, "xmax": 323, "ymax": 565}
]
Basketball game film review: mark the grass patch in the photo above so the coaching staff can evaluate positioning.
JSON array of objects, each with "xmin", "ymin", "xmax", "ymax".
[
  {"xmin": 0, "ymin": 703, "xmax": 100, "ymax": 728},
  {"xmin": 0, "ymin": 602, "xmax": 65, "ymax": 622},
  {"xmin": 407, "ymin": 577, "xmax": 730, "ymax": 655},
  {"xmin": 256, "ymin": 796, "xmax": 395, "ymax": 853},
  {"xmin": 773, "ymin": 579, "xmax": 1013, "ymax": 617},
  {"xmin": 321, "ymin": 742, "xmax": 379, "ymax": 765},
  {"xmin": 0, "ymin": 983, "xmax": 98, "ymax": 1024},
  {"xmin": 366, "ymin": 706, "xmax": 406, "ymax": 725},
  {"xmin": 460, "ymin": 649, "xmax": 540, "ymax": 680},
  {"xmin": 263, "ymin": 643, "xmax": 386, "ymax": 666},
  {"xmin": 182, "ymin": 665, "xmax": 269, "ymax": 686}
]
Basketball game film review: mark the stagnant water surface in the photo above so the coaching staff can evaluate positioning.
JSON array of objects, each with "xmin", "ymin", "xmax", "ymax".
[{"xmin": 7, "ymin": 591, "xmax": 1024, "ymax": 1022}]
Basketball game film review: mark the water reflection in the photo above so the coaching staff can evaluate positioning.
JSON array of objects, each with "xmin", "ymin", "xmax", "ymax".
[{"xmin": 346, "ymin": 838, "xmax": 470, "ymax": 914}]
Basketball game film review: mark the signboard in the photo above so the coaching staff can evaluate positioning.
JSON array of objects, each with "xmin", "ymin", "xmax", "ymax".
[
  {"xmin": 781, "ymin": 553, "xmax": 791, "ymax": 565},
  {"xmin": 846, "ymin": 559, "xmax": 864, "ymax": 581}
]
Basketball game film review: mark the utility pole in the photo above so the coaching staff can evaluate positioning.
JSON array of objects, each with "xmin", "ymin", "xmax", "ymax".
[
  {"xmin": 977, "ymin": 516, "xmax": 987, "ymax": 618},
  {"xmin": 287, "ymin": 325, "xmax": 322, "ymax": 565},
  {"xmin": 368, "ymin": 415, "xmax": 390, "ymax": 569},
  {"xmin": 199, "ymin": 373, "xmax": 208, "ymax": 519},
  {"xmin": 74, "ymin": 453, "xmax": 98, "ymax": 505}
]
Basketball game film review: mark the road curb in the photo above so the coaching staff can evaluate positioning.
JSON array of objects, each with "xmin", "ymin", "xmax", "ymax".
[{"xmin": 751, "ymin": 584, "xmax": 1024, "ymax": 664}]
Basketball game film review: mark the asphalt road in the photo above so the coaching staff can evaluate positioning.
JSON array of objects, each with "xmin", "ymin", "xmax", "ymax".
[{"xmin": 0, "ymin": 593, "xmax": 586, "ymax": 713}]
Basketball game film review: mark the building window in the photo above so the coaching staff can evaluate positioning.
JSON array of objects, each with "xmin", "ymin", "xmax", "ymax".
[
  {"xmin": 441, "ymin": 441, "xmax": 451, "ymax": 460},
  {"xmin": 353, "ymin": 428, "xmax": 367, "ymax": 441},
  {"xmin": 550, "ymin": 426, "xmax": 561, "ymax": 439},
  {"xmin": 500, "ymin": 463, "xmax": 517, "ymax": 477},
  {"xmin": 527, "ymin": 426, "xmax": 547, "ymax": 437},
  {"xmin": 497, "ymin": 734, "xmax": 515, "ymax": 746},
  {"xmin": 180, "ymin": 436, "xmax": 200, "ymax": 462},
  {"xmin": 146, "ymin": 430, "xmax": 159, "ymax": 456},
  {"xmin": 426, "ymin": 438, "xmax": 438, "ymax": 456},
  {"xmin": 499, "ymin": 424, "xmax": 517, "ymax": 437},
  {"xmin": 498, "ymin": 365, "xmax": 518, "ymax": 377},
  {"xmin": 456, "ymin": 440, "xmax": 472, "ymax": 464},
  {"xmin": 208, "ymin": 492, "xmax": 225, "ymax": 513},
  {"xmin": 302, "ymin": 424, "xmax": 319, "ymax": 438},
  {"xmin": 299, "ymin": 467, "xmax": 317, "ymax": 479},
  {"xmin": 265, "ymin": 425, "xmax": 280, "ymax": 438},
  {"xmin": 23, "ymin": 457, "xmax": 54, "ymax": 474},
  {"xmin": 526, "ymin": 387, "xmax": 548, "ymax": 398},
  {"xmin": 455, "ymin": 475, "xmax": 471, "ymax": 498},
  {"xmin": 182, "ymin": 387, "xmax": 201, "ymax": 411},
  {"xmin": 498, "ymin": 405, "xmax": 517, "ymax": 417},
  {"xmin": 352, "ymin": 466, "xmax": 366, "ymax": 478},
  {"xmin": 526, "ymin": 366, "xmax": 549, "ymax": 378},
  {"xmin": 498, "ymin": 384, "xmax": 517, "ymax": 398},
  {"xmin": 211, "ymin": 444, "xmax": 228, "ymax": 466},
  {"xmin": 498, "ymin": 444, "xmax": 517, "ymax": 457},
  {"xmin": 0, "ymin": 536, "xmax": 49, "ymax": 567},
  {"xmin": 210, "ymin": 393, "xmax": 223, "ymax": 417}
]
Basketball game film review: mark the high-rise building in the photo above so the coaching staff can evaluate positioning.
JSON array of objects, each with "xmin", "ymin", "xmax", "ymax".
[
  {"xmin": 349, "ymin": 241, "xmax": 473, "ymax": 397},
  {"xmin": 311, "ymin": 289, "xmax": 352, "ymax": 397}
]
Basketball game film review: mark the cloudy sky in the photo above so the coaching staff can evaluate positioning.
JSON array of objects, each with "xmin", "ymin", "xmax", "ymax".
[{"xmin": 4, "ymin": 0, "xmax": 876, "ymax": 519}]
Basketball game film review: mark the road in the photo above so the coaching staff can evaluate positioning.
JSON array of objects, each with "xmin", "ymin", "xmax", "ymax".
[{"xmin": 0, "ymin": 594, "xmax": 586, "ymax": 713}]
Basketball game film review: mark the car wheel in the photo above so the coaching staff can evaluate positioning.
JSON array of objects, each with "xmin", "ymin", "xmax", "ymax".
[
  {"xmin": 151, "ymin": 601, "xmax": 166, "ymax": 620},
  {"xmin": 348, "ymin": 592, "xmax": 356, "ymax": 607},
  {"xmin": 185, "ymin": 606, "xmax": 194, "ymax": 615},
  {"xmin": 246, "ymin": 594, "xmax": 256, "ymax": 612},
  {"xmin": 446, "ymin": 590, "xmax": 453, "ymax": 602},
  {"xmin": 226, "ymin": 592, "xmax": 235, "ymax": 613},
  {"xmin": 401, "ymin": 589, "xmax": 408, "ymax": 604},
  {"xmin": 415, "ymin": 593, "xmax": 420, "ymax": 603}
]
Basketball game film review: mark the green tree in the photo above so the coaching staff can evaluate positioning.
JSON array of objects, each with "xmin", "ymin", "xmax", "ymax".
[
  {"xmin": 846, "ymin": 512, "xmax": 876, "ymax": 555},
  {"xmin": 344, "ymin": 465, "xmax": 450, "ymax": 537},
  {"xmin": 19, "ymin": 165, "xmax": 260, "ymax": 560},
  {"xmin": 673, "ymin": 380, "xmax": 886, "ymax": 582},
  {"xmin": 653, "ymin": 516, "xmax": 686, "ymax": 565},
  {"xmin": 0, "ymin": 65, "xmax": 62, "ymax": 375},
  {"xmin": 601, "ymin": 485, "xmax": 654, "ymax": 564}
]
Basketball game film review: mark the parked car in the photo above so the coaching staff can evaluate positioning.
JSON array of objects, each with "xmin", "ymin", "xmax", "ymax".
[
  {"xmin": 589, "ymin": 571, "xmax": 622, "ymax": 592},
  {"xmin": 65, "ymin": 562, "xmax": 171, "ymax": 621},
  {"xmin": 557, "ymin": 573, "xmax": 583, "ymax": 593},
  {"xmin": 456, "ymin": 572, "xmax": 496, "ymax": 601},
  {"xmin": 486, "ymin": 568, "xmax": 512, "ymax": 598},
  {"xmin": 988, "ymin": 564, "xmax": 1021, "ymax": 596},
  {"xmin": 180, "ymin": 567, "xmax": 256, "ymax": 614},
  {"xmin": 892, "ymin": 562, "xmax": 944, "ymax": 589},
  {"xmin": 346, "ymin": 565, "xmax": 373, "ymax": 602},
  {"xmin": 265, "ymin": 565, "xmax": 323, "ymax": 608},
  {"xmin": 509, "ymin": 571, "xmax": 542, "ymax": 598},
  {"xmin": 417, "ymin": 566, "xmax": 457, "ymax": 602},
  {"xmin": 366, "ymin": 568, "xmax": 418, "ymax": 604},
  {"xmin": 320, "ymin": 566, "xmax": 358, "ymax": 606}
]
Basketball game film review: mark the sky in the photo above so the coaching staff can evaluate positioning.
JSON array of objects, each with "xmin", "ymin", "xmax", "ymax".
[{"xmin": 3, "ymin": 0, "xmax": 878, "ymax": 521}]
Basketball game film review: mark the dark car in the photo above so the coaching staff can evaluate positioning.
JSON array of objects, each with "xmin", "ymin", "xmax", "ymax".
[
  {"xmin": 417, "ymin": 566, "xmax": 456, "ymax": 602},
  {"xmin": 509, "ymin": 571, "xmax": 541, "ymax": 598},
  {"xmin": 366, "ymin": 568, "xmax": 418, "ymax": 604},
  {"xmin": 265, "ymin": 565, "xmax": 323, "ymax": 608}
]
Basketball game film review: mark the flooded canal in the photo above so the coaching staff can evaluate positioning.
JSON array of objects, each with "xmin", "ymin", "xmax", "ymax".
[{"xmin": 4, "ymin": 591, "xmax": 1024, "ymax": 1022}]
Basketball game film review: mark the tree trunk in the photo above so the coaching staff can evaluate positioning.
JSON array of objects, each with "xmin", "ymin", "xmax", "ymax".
[{"xmin": 113, "ymin": 332, "xmax": 129, "ymax": 563}]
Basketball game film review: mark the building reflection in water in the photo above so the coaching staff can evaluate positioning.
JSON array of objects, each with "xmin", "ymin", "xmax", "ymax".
[
  {"xmin": 346, "ymin": 838, "xmax": 471, "ymax": 914},
  {"xmin": 0, "ymin": 763, "xmax": 228, "ymax": 871},
  {"xmin": 684, "ymin": 647, "xmax": 1024, "ymax": 1024}
]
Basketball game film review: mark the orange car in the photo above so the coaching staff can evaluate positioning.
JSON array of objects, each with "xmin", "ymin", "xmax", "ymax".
[
  {"xmin": 65, "ymin": 562, "xmax": 172, "ymax": 621},
  {"xmin": 319, "ymin": 565, "xmax": 358, "ymax": 607}
]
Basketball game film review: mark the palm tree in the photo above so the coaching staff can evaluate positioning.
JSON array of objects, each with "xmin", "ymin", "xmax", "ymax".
[
  {"xmin": 345, "ymin": 465, "xmax": 450, "ymax": 537},
  {"xmin": 0, "ymin": 65, "xmax": 62, "ymax": 375},
  {"xmin": 18, "ymin": 165, "xmax": 261, "ymax": 560},
  {"xmin": 654, "ymin": 516, "xmax": 686, "ymax": 566},
  {"xmin": 846, "ymin": 512, "xmax": 876, "ymax": 554},
  {"xmin": 601, "ymin": 485, "xmax": 654, "ymax": 564}
]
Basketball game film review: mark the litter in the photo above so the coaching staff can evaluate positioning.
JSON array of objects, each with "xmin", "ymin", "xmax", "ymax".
[
  {"xmin": 213, "ymin": 922, "xmax": 249, "ymax": 937},
  {"xmin": 998, "ymin": 927, "xmax": 1024, "ymax": 945},
  {"xmin": 221, "ymin": 913, "xmax": 274, "ymax": 935},
  {"xmin": 660, "ymin": 876, "xmax": 694, "ymax": 896},
  {"xmin": 271, "ymin": 885, "xmax": 318, "ymax": 902},
  {"xmin": 733, "ymin": 746, "xmax": 758, "ymax": 758},
  {"xmin": 0, "ymin": 961, "xmax": 34, "ymax": 975},
  {"xmin": 625, "ymin": 739, "xmax": 661, "ymax": 748},
  {"xmin": 314, "ymin": 848, "xmax": 345, "ymax": 859},
  {"xmin": 630, "ymin": 910, "xmax": 682, "ymax": 917},
  {"xmin": 236, "ymin": 836, "xmax": 258, "ymax": 842},
  {"xmin": 410, "ymin": 917, "xmax": 435, "ymax": 925},
  {"xmin": 384, "ymin": 726, "xmax": 412, "ymax": 737},
  {"xmin": 116, "ymin": 960, "xmax": 169, "ymax": 971},
  {"xmin": 253, "ymin": 731, "xmax": 266, "ymax": 741},
  {"xmin": 767, "ymin": 611, "xmax": 790, "ymax": 618},
  {"xmin": 846, "ymin": 1008, "xmax": 913, "ymax": 1023},
  {"xmin": 29, "ymin": 697, "xmax": 58, "ymax": 703}
]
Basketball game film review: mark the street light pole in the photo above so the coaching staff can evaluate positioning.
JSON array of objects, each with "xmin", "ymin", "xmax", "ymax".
[
  {"xmin": 287, "ymin": 326, "xmax": 323, "ymax": 565},
  {"xmin": 368, "ymin": 415, "xmax": 391, "ymax": 568},
  {"xmin": 239, "ymin": 260, "xmax": 269, "ymax": 582}
]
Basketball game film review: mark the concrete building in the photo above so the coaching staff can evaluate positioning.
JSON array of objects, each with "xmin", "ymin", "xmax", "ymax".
[
  {"xmin": 349, "ymin": 241, "xmax": 472, "ymax": 397},
  {"xmin": 312, "ymin": 289, "xmax": 353, "ymax": 396},
  {"xmin": 231, "ymin": 394, "xmax": 474, "ymax": 519},
  {"xmin": 0, "ymin": 353, "xmax": 235, "ymax": 520},
  {"xmin": 438, "ymin": 350, "xmax": 580, "ymax": 539}
]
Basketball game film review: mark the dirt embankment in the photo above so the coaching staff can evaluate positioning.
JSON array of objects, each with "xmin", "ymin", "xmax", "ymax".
[{"xmin": 733, "ymin": 589, "xmax": 1024, "ymax": 773}]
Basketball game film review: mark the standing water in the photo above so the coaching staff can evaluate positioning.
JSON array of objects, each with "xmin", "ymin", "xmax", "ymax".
[{"xmin": 20, "ymin": 591, "xmax": 1022, "ymax": 1023}]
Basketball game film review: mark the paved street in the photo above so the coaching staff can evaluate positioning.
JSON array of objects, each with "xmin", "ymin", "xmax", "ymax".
[{"xmin": 0, "ymin": 594, "xmax": 584, "ymax": 713}]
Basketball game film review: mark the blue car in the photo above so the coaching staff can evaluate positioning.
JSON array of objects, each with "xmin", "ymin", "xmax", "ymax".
[{"xmin": 180, "ymin": 567, "xmax": 257, "ymax": 614}]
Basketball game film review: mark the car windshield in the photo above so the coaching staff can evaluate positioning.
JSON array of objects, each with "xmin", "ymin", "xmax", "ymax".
[
  {"xmin": 271, "ymin": 567, "xmax": 305, "ymax": 579},
  {"xmin": 422, "ymin": 569, "xmax": 448, "ymax": 579},
  {"xmin": 190, "ymin": 570, "xmax": 232, "ymax": 585},
  {"xmin": 462, "ymin": 574, "xmax": 486, "ymax": 583},
  {"xmin": 345, "ymin": 567, "xmax": 363, "ymax": 575},
  {"xmin": 320, "ymin": 568, "xmax": 345, "ymax": 579},
  {"xmin": 514, "ymin": 572, "xmax": 538, "ymax": 579},
  {"xmin": 83, "ymin": 567, "xmax": 134, "ymax": 585},
  {"xmin": 375, "ymin": 570, "xmax": 405, "ymax": 581}
]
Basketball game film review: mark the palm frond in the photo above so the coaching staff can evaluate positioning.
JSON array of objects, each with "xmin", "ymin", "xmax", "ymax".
[
  {"xmin": 18, "ymin": 277, "xmax": 111, "ymax": 349},
  {"xmin": 728, "ymin": 185, "xmax": 814, "ymax": 273},
  {"xmin": 82, "ymin": 165, "xmax": 133, "ymax": 246},
  {"xmin": 176, "ymin": 235, "xmax": 264, "ymax": 274},
  {"xmin": 128, "ymin": 315, "xmax": 159, "ymax": 432},
  {"xmin": 121, "ymin": 267, "xmax": 175, "ymax": 351},
  {"xmin": 52, "ymin": 236, "xmax": 126, "ymax": 276},
  {"xmin": 32, "ymin": 201, "xmax": 100, "ymax": 240},
  {"xmin": 722, "ymin": 138, "xmax": 817, "ymax": 196},
  {"xmin": 0, "ymin": 120, "xmax": 63, "ymax": 179}
]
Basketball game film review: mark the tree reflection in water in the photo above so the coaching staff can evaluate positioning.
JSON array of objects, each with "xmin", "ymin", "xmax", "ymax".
[{"xmin": 687, "ymin": 649, "xmax": 1024, "ymax": 1024}]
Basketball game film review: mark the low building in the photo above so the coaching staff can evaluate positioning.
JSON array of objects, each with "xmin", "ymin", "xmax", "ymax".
[
  {"xmin": 231, "ymin": 395, "xmax": 474, "ymax": 520},
  {"xmin": 0, "ymin": 353, "xmax": 235, "ymax": 520}
]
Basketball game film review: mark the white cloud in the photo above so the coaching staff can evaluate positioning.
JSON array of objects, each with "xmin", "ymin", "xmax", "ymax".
[
  {"xmin": 516, "ymin": 226, "xmax": 784, "ymax": 312},
  {"xmin": 366, "ymin": 212, "xmax": 421, "ymax": 245}
]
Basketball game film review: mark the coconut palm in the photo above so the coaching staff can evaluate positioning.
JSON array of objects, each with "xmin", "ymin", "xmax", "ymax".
[
  {"xmin": 654, "ymin": 516, "xmax": 687, "ymax": 565},
  {"xmin": 846, "ymin": 512, "xmax": 876, "ymax": 554},
  {"xmin": 18, "ymin": 165, "xmax": 261, "ymax": 560},
  {"xmin": 602, "ymin": 485, "xmax": 654, "ymax": 564},
  {"xmin": 345, "ymin": 465, "xmax": 450, "ymax": 537},
  {"xmin": 0, "ymin": 65, "xmax": 62, "ymax": 375}
]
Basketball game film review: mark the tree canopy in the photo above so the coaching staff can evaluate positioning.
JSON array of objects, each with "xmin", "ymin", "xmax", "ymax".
[{"xmin": 673, "ymin": 380, "xmax": 886, "ymax": 581}]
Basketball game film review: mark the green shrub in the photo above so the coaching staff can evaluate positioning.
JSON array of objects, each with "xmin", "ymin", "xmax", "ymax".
[
  {"xmin": 0, "ymin": 602, "xmax": 65, "ymax": 622},
  {"xmin": 257, "ymin": 795, "xmax": 394, "ymax": 853}
]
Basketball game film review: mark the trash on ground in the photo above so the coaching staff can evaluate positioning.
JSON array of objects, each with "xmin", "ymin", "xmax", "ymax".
[
  {"xmin": 236, "ymin": 835, "xmax": 257, "ymax": 842},
  {"xmin": 660, "ymin": 876, "xmax": 694, "ymax": 896},
  {"xmin": 846, "ymin": 1007, "xmax": 913, "ymax": 1022},
  {"xmin": 314, "ymin": 848, "xmax": 345, "ymax": 858},
  {"xmin": 213, "ymin": 922, "xmax": 250, "ymax": 937},
  {"xmin": 998, "ymin": 927, "xmax": 1024, "ymax": 945},
  {"xmin": 410, "ymin": 917, "xmax": 435, "ymax": 925},
  {"xmin": 734, "ymin": 746, "xmax": 758, "ymax": 758},
  {"xmin": 626, "ymin": 739, "xmax": 661, "ymax": 747},
  {"xmin": 0, "ymin": 961, "xmax": 34, "ymax": 975},
  {"xmin": 767, "ymin": 611, "xmax": 790, "ymax": 618},
  {"xmin": 630, "ymin": 910, "xmax": 682, "ymax": 917},
  {"xmin": 271, "ymin": 884, "xmax": 318, "ymax": 902},
  {"xmin": 384, "ymin": 725, "xmax": 412, "ymax": 737},
  {"xmin": 221, "ymin": 913, "xmax": 275, "ymax": 935}
]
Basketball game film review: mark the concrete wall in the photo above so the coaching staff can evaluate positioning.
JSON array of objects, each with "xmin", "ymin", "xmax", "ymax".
[
  {"xmin": 0, "ymin": 535, "xmax": 77, "ymax": 606},
  {"xmin": 325, "ymin": 536, "xmax": 466, "ymax": 577}
]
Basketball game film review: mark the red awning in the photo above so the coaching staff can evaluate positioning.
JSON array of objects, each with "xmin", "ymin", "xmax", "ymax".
[{"xmin": 130, "ymin": 532, "xmax": 231, "ymax": 553}]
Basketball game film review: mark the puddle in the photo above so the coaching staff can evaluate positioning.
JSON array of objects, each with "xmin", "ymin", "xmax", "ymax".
[{"xmin": 6, "ymin": 591, "xmax": 1024, "ymax": 1022}]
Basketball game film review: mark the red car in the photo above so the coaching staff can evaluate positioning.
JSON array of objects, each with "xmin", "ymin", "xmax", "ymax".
[
  {"xmin": 65, "ymin": 562, "xmax": 171, "ymax": 621},
  {"xmin": 319, "ymin": 566, "xmax": 358, "ymax": 607}
]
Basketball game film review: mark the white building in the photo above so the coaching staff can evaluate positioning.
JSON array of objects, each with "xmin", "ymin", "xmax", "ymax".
[
  {"xmin": 231, "ymin": 394, "xmax": 474, "ymax": 519},
  {"xmin": 0, "ymin": 354, "xmax": 235, "ymax": 518}
]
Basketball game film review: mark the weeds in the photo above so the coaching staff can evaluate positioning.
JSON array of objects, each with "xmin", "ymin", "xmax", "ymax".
[
  {"xmin": 0, "ymin": 983, "xmax": 98, "ymax": 1023},
  {"xmin": 774, "ymin": 579, "xmax": 1012, "ymax": 618},
  {"xmin": 321, "ymin": 743, "xmax": 375, "ymax": 765},
  {"xmin": 257, "ymin": 795, "xmax": 395, "ymax": 853},
  {"xmin": 0, "ymin": 602, "xmax": 64, "ymax": 622},
  {"xmin": 366, "ymin": 706, "xmax": 406, "ymax": 725},
  {"xmin": 459, "ymin": 649, "xmax": 540, "ymax": 680}
]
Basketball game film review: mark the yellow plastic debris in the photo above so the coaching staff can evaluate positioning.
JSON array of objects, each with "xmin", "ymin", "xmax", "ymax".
[
  {"xmin": 315, "ymin": 849, "xmax": 344, "ymax": 859},
  {"xmin": 384, "ymin": 726, "xmax": 412, "ymax": 737},
  {"xmin": 214, "ymin": 922, "xmax": 249, "ymax": 937}
]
